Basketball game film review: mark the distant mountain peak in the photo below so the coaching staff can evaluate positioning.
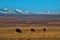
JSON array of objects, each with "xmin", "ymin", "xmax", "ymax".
[
  {"xmin": 0, "ymin": 8, "xmax": 60, "ymax": 16},
  {"xmin": 1, "ymin": 8, "xmax": 9, "ymax": 11},
  {"xmin": 15, "ymin": 9, "xmax": 24, "ymax": 13},
  {"xmin": 24, "ymin": 10, "xmax": 30, "ymax": 15},
  {"xmin": 3, "ymin": 8, "xmax": 8, "ymax": 11}
]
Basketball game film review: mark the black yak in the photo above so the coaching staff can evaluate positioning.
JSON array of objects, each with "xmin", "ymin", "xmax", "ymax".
[
  {"xmin": 31, "ymin": 28, "xmax": 35, "ymax": 32},
  {"xmin": 43, "ymin": 28, "xmax": 46, "ymax": 32},
  {"xmin": 15, "ymin": 28, "xmax": 22, "ymax": 33}
]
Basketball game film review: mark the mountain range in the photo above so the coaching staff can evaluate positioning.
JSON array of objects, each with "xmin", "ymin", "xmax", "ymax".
[{"xmin": 0, "ymin": 8, "xmax": 60, "ymax": 17}]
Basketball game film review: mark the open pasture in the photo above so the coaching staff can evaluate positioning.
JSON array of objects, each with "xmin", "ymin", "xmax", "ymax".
[{"xmin": 0, "ymin": 27, "xmax": 60, "ymax": 40}]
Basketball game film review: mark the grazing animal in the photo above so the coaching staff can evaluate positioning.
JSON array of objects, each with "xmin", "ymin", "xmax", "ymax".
[
  {"xmin": 31, "ymin": 28, "xmax": 35, "ymax": 32},
  {"xmin": 15, "ymin": 29, "xmax": 22, "ymax": 33},
  {"xmin": 43, "ymin": 28, "xmax": 46, "ymax": 32}
]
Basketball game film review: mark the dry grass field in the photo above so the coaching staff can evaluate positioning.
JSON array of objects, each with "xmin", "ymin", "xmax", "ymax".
[
  {"xmin": 0, "ymin": 16, "xmax": 60, "ymax": 40},
  {"xmin": 0, "ymin": 27, "xmax": 60, "ymax": 40}
]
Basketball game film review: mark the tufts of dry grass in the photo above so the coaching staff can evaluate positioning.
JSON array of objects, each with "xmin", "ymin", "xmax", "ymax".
[{"xmin": 0, "ymin": 27, "xmax": 60, "ymax": 40}]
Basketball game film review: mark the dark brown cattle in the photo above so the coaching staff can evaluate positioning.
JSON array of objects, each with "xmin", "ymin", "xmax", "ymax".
[
  {"xmin": 15, "ymin": 29, "xmax": 22, "ymax": 33},
  {"xmin": 31, "ymin": 28, "xmax": 35, "ymax": 32},
  {"xmin": 43, "ymin": 28, "xmax": 46, "ymax": 32}
]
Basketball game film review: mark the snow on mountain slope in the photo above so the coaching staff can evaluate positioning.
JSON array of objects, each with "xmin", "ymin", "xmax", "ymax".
[{"xmin": 0, "ymin": 8, "xmax": 60, "ymax": 17}]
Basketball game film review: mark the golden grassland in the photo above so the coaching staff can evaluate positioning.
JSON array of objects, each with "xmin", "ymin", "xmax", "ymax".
[
  {"xmin": 0, "ymin": 27, "xmax": 60, "ymax": 40},
  {"xmin": 0, "ymin": 16, "xmax": 60, "ymax": 40}
]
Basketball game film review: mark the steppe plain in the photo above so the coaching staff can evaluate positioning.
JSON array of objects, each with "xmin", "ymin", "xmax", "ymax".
[{"xmin": 0, "ymin": 16, "xmax": 60, "ymax": 40}]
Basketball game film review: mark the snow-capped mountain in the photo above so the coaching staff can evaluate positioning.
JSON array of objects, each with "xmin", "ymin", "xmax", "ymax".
[
  {"xmin": 1, "ymin": 8, "xmax": 8, "ymax": 11},
  {"xmin": 0, "ymin": 8, "xmax": 18, "ymax": 16},
  {"xmin": 0, "ymin": 8, "xmax": 60, "ymax": 17},
  {"xmin": 15, "ymin": 9, "xmax": 30, "ymax": 15},
  {"xmin": 24, "ymin": 10, "xmax": 30, "ymax": 15},
  {"xmin": 15, "ymin": 9, "xmax": 24, "ymax": 14},
  {"xmin": 0, "ymin": 8, "xmax": 31, "ymax": 16}
]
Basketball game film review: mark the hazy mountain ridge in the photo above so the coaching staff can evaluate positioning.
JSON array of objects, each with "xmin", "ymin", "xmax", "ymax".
[{"xmin": 0, "ymin": 8, "xmax": 60, "ymax": 17}]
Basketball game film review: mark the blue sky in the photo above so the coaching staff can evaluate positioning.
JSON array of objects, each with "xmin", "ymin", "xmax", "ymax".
[{"xmin": 0, "ymin": 0, "xmax": 60, "ymax": 12}]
